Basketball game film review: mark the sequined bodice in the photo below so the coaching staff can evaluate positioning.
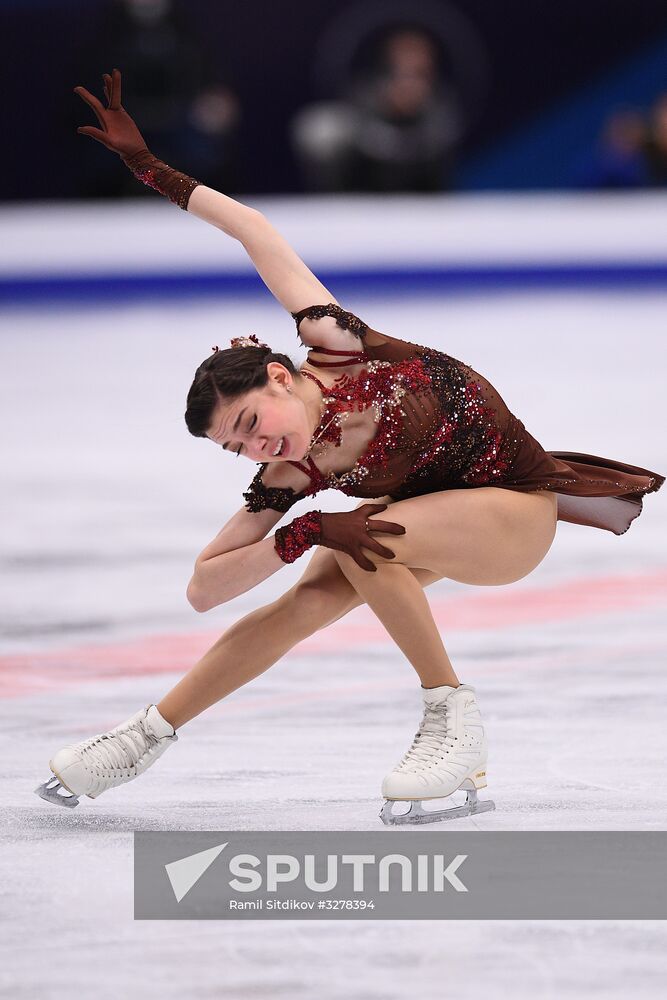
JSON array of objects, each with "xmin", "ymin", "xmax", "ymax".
[{"xmin": 243, "ymin": 303, "xmax": 526, "ymax": 514}]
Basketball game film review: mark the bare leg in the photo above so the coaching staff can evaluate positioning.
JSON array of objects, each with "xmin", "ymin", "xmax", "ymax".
[
  {"xmin": 158, "ymin": 487, "xmax": 556, "ymax": 730},
  {"xmin": 157, "ymin": 547, "xmax": 442, "ymax": 729},
  {"xmin": 332, "ymin": 560, "xmax": 459, "ymax": 688},
  {"xmin": 333, "ymin": 486, "xmax": 558, "ymax": 688}
]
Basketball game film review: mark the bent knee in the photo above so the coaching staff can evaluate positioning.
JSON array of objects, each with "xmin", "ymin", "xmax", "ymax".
[
  {"xmin": 281, "ymin": 575, "xmax": 357, "ymax": 626},
  {"xmin": 332, "ymin": 546, "xmax": 401, "ymax": 574}
]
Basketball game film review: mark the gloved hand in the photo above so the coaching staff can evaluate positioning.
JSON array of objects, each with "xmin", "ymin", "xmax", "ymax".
[
  {"xmin": 74, "ymin": 68, "xmax": 201, "ymax": 209},
  {"xmin": 274, "ymin": 503, "xmax": 406, "ymax": 572},
  {"xmin": 74, "ymin": 68, "xmax": 148, "ymax": 159},
  {"xmin": 320, "ymin": 504, "xmax": 406, "ymax": 571}
]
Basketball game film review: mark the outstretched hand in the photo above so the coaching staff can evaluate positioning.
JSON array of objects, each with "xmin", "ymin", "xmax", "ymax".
[
  {"xmin": 320, "ymin": 503, "xmax": 406, "ymax": 572},
  {"xmin": 74, "ymin": 68, "xmax": 148, "ymax": 158}
]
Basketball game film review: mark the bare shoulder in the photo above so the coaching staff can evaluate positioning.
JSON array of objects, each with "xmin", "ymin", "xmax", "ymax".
[
  {"xmin": 294, "ymin": 303, "xmax": 369, "ymax": 353},
  {"xmin": 258, "ymin": 458, "xmax": 312, "ymax": 492}
]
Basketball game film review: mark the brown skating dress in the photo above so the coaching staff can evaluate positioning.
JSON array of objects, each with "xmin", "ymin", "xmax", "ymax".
[{"xmin": 243, "ymin": 304, "xmax": 664, "ymax": 535}]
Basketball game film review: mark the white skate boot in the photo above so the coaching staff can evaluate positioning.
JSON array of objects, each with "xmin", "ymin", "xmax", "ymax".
[
  {"xmin": 379, "ymin": 683, "xmax": 495, "ymax": 825},
  {"xmin": 34, "ymin": 704, "xmax": 177, "ymax": 808}
]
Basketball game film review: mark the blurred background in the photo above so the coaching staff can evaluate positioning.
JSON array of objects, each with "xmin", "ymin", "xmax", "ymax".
[{"xmin": 3, "ymin": 0, "xmax": 667, "ymax": 199}]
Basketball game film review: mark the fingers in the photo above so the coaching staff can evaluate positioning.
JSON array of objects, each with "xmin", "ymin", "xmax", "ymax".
[
  {"xmin": 366, "ymin": 519, "xmax": 406, "ymax": 536},
  {"xmin": 111, "ymin": 67, "xmax": 122, "ymax": 109},
  {"xmin": 370, "ymin": 541, "xmax": 397, "ymax": 560},
  {"xmin": 76, "ymin": 125, "xmax": 112, "ymax": 147},
  {"xmin": 73, "ymin": 86, "xmax": 108, "ymax": 129},
  {"xmin": 101, "ymin": 69, "xmax": 122, "ymax": 109},
  {"xmin": 353, "ymin": 552, "xmax": 378, "ymax": 572}
]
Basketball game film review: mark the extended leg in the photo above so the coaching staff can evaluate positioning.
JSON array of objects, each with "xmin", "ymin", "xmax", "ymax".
[
  {"xmin": 157, "ymin": 546, "xmax": 443, "ymax": 729},
  {"xmin": 36, "ymin": 545, "xmax": 443, "ymax": 808}
]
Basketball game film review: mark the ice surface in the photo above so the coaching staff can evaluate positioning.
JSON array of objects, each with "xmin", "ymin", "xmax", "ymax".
[{"xmin": 1, "ymin": 289, "xmax": 666, "ymax": 999}]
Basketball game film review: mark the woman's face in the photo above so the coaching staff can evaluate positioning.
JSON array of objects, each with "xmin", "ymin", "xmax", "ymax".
[{"xmin": 206, "ymin": 363, "xmax": 316, "ymax": 463}]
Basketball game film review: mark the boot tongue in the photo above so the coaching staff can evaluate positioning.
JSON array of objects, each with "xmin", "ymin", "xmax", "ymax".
[
  {"xmin": 421, "ymin": 684, "xmax": 459, "ymax": 707},
  {"xmin": 144, "ymin": 704, "xmax": 175, "ymax": 738}
]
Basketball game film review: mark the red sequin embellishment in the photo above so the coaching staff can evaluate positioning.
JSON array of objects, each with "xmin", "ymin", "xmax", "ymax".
[
  {"xmin": 300, "ymin": 357, "xmax": 432, "ymax": 485},
  {"xmin": 134, "ymin": 167, "xmax": 160, "ymax": 193},
  {"xmin": 244, "ymin": 307, "xmax": 524, "ymax": 513},
  {"xmin": 274, "ymin": 510, "xmax": 322, "ymax": 563}
]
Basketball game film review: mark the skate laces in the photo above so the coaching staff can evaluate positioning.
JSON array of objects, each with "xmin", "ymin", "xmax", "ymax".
[
  {"xmin": 77, "ymin": 720, "xmax": 159, "ymax": 775},
  {"xmin": 398, "ymin": 701, "xmax": 456, "ymax": 770}
]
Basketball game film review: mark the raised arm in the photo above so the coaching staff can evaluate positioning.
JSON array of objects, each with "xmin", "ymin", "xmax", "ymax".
[
  {"xmin": 74, "ymin": 68, "xmax": 340, "ymax": 314},
  {"xmin": 187, "ymin": 187, "xmax": 340, "ymax": 314}
]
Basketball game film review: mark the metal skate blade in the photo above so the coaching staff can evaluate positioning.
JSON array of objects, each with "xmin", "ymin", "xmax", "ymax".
[
  {"xmin": 34, "ymin": 776, "xmax": 80, "ymax": 809},
  {"xmin": 380, "ymin": 789, "xmax": 495, "ymax": 826}
]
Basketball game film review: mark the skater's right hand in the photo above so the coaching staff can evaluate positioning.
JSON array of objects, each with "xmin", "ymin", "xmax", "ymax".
[
  {"xmin": 319, "ymin": 504, "xmax": 406, "ymax": 572},
  {"xmin": 74, "ymin": 68, "xmax": 149, "ymax": 159}
]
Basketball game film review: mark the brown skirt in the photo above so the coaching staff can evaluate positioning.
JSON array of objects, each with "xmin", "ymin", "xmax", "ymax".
[{"xmin": 497, "ymin": 426, "xmax": 665, "ymax": 535}]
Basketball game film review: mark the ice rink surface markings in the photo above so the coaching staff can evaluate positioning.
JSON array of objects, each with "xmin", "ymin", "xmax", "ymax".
[{"xmin": 0, "ymin": 565, "xmax": 664, "ymax": 699}]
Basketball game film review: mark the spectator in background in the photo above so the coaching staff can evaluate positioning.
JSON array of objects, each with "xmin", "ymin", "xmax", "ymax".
[
  {"xmin": 78, "ymin": 0, "xmax": 241, "ymax": 197},
  {"xmin": 291, "ymin": 26, "xmax": 464, "ymax": 193},
  {"xmin": 572, "ymin": 107, "xmax": 648, "ymax": 189},
  {"xmin": 181, "ymin": 84, "xmax": 241, "ymax": 193},
  {"xmin": 643, "ymin": 92, "xmax": 667, "ymax": 186}
]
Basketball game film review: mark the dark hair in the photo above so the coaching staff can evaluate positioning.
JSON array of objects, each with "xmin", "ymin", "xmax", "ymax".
[{"xmin": 185, "ymin": 345, "xmax": 299, "ymax": 438}]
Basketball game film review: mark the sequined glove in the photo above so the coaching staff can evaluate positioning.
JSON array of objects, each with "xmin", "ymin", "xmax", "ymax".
[
  {"xmin": 274, "ymin": 504, "xmax": 406, "ymax": 572},
  {"xmin": 74, "ymin": 68, "xmax": 201, "ymax": 210}
]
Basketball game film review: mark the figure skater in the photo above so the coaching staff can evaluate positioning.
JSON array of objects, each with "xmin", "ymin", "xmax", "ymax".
[{"xmin": 36, "ymin": 70, "xmax": 665, "ymax": 824}]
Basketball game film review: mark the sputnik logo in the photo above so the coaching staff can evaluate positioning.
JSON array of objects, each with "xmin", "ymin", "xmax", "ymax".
[
  {"xmin": 165, "ymin": 842, "xmax": 469, "ymax": 901},
  {"xmin": 165, "ymin": 842, "xmax": 228, "ymax": 902}
]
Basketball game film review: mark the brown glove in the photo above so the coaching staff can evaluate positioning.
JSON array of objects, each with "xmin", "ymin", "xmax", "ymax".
[
  {"xmin": 74, "ymin": 69, "xmax": 201, "ymax": 210},
  {"xmin": 274, "ymin": 504, "xmax": 406, "ymax": 572}
]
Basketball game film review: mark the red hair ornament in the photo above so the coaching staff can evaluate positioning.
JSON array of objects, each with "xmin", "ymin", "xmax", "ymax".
[{"xmin": 229, "ymin": 334, "xmax": 270, "ymax": 350}]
